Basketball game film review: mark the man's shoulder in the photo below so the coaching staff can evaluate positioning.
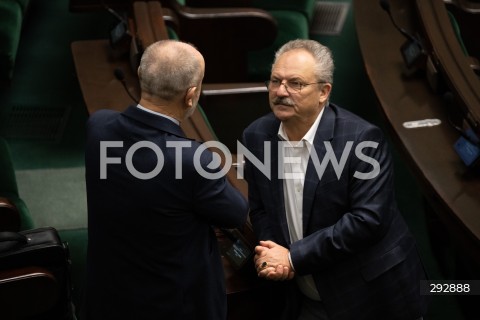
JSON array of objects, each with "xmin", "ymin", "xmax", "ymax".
[
  {"xmin": 244, "ymin": 112, "xmax": 278, "ymax": 135},
  {"xmin": 330, "ymin": 103, "xmax": 381, "ymax": 135},
  {"xmin": 331, "ymin": 104, "xmax": 375, "ymax": 126},
  {"xmin": 88, "ymin": 109, "xmax": 120, "ymax": 124}
]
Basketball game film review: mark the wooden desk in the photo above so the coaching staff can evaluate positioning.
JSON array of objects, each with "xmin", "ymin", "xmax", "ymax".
[
  {"xmin": 71, "ymin": 40, "xmax": 139, "ymax": 114},
  {"xmin": 354, "ymin": 0, "xmax": 480, "ymax": 267}
]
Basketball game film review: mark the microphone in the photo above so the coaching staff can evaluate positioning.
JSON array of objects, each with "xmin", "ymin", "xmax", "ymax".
[
  {"xmin": 101, "ymin": 0, "xmax": 128, "ymax": 25},
  {"xmin": 102, "ymin": 0, "xmax": 132, "ymax": 53},
  {"xmin": 113, "ymin": 68, "xmax": 125, "ymax": 82},
  {"xmin": 114, "ymin": 67, "xmax": 139, "ymax": 104},
  {"xmin": 104, "ymin": 6, "xmax": 128, "ymax": 25},
  {"xmin": 379, "ymin": 0, "xmax": 418, "ymax": 44},
  {"xmin": 379, "ymin": 0, "xmax": 426, "ymax": 70}
]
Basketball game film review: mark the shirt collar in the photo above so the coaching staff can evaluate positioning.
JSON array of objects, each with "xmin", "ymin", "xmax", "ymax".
[{"xmin": 136, "ymin": 104, "xmax": 180, "ymax": 126}]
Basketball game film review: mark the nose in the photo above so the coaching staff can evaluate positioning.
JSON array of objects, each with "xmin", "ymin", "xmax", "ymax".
[{"xmin": 276, "ymin": 81, "xmax": 290, "ymax": 96}]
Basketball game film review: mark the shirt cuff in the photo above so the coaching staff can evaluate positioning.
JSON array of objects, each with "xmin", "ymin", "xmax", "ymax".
[{"xmin": 288, "ymin": 252, "xmax": 296, "ymax": 272}]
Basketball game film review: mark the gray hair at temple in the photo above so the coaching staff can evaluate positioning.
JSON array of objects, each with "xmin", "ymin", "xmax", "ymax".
[
  {"xmin": 273, "ymin": 39, "xmax": 335, "ymax": 84},
  {"xmin": 138, "ymin": 40, "xmax": 203, "ymax": 101}
]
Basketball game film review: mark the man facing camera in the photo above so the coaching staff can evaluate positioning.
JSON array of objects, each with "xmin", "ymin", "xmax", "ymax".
[
  {"xmin": 242, "ymin": 39, "xmax": 429, "ymax": 320},
  {"xmin": 85, "ymin": 40, "xmax": 248, "ymax": 320}
]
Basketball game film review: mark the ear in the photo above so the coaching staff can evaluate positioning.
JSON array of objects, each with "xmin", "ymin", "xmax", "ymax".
[
  {"xmin": 319, "ymin": 83, "xmax": 332, "ymax": 103},
  {"xmin": 184, "ymin": 86, "xmax": 197, "ymax": 108}
]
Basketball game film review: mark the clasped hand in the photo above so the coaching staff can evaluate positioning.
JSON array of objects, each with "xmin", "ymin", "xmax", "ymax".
[{"xmin": 254, "ymin": 240, "xmax": 295, "ymax": 281}]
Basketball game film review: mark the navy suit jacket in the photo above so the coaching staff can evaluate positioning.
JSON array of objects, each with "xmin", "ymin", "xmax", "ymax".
[
  {"xmin": 243, "ymin": 104, "xmax": 428, "ymax": 320},
  {"xmin": 85, "ymin": 106, "xmax": 248, "ymax": 319}
]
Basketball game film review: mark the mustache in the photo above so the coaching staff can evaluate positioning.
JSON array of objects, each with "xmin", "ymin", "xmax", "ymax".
[{"xmin": 272, "ymin": 97, "xmax": 295, "ymax": 106}]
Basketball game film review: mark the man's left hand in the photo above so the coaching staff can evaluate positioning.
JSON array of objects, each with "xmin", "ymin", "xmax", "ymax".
[{"xmin": 254, "ymin": 240, "xmax": 295, "ymax": 281}]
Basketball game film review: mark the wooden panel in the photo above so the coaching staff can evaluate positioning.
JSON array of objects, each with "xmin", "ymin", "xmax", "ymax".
[
  {"xmin": 416, "ymin": 0, "xmax": 480, "ymax": 133},
  {"xmin": 71, "ymin": 40, "xmax": 139, "ymax": 113},
  {"xmin": 354, "ymin": 0, "xmax": 480, "ymax": 265}
]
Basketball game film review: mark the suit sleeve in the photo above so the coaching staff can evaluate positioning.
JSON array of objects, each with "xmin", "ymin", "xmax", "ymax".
[
  {"xmin": 290, "ymin": 126, "xmax": 398, "ymax": 274},
  {"xmin": 192, "ymin": 146, "xmax": 248, "ymax": 229}
]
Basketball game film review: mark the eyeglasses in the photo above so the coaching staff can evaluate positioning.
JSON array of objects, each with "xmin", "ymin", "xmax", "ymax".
[{"xmin": 265, "ymin": 79, "xmax": 326, "ymax": 93}]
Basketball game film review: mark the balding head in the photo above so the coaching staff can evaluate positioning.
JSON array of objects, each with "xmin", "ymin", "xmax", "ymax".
[{"xmin": 138, "ymin": 40, "xmax": 205, "ymax": 101}]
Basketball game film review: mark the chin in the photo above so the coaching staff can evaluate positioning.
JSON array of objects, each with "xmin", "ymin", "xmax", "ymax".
[{"xmin": 273, "ymin": 108, "xmax": 294, "ymax": 121}]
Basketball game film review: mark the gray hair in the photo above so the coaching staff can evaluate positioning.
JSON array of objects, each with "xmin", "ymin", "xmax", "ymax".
[
  {"xmin": 273, "ymin": 39, "xmax": 334, "ymax": 84},
  {"xmin": 138, "ymin": 40, "xmax": 203, "ymax": 100}
]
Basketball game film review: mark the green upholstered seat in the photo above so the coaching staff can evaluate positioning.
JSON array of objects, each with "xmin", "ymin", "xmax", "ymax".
[
  {"xmin": 0, "ymin": 0, "xmax": 29, "ymax": 85},
  {"xmin": 252, "ymin": 0, "xmax": 317, "ymax": 22},
  {"xmin": 0, "ymin": 137, "xmax": 34, "ymax": 230},
  {"xmin": 248, "ymin": 10, "xmax": 310, "ymax": 81},
  {"xmin": 16, "ymin": 0, "xmax": 30, "ymax": 13},
  {"xmin": 171, "ymin": 0, "xmax": 310, "ymax": 82}
]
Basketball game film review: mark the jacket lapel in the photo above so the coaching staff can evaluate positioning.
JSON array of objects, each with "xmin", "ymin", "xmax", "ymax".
[
  {"xmin": 262, "ymin": 116, "xmax": 291, "ymax": 246},
  {"xmin": 302, "ymin": 105, "xmax": 336, "ymax": 234},
  {"xmin": 271, "ymin": 133, "xmax": 292, "ymax": 245}
]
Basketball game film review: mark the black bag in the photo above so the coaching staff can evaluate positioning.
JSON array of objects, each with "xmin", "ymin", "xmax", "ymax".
[{"xmin": 0, "ymin": 227, "xmax": 74, "ymax": 319}]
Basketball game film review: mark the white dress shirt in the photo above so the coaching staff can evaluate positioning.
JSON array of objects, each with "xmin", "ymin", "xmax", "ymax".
[
  {"xmin": 278, "ymin": 107, "xmax": 325, "ymax": 301},
  {"xmin": 137, "ymin": 104, "xmax": 180, "ymax": 125}
]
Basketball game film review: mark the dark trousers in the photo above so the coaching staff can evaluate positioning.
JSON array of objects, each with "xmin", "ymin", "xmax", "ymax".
[{"xmin": 297, "ymin": 296, "xmax": 329, "ymax": 320}]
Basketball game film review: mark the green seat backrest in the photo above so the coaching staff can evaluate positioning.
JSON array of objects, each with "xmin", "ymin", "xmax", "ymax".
[
  {"xmin": 179, "ymin": 0, "xmax": 311, "ymax": 81},
  {"xmin": 0, "ymin": 137, "xmax": 34, "ymax": 230},
  {"xmin": 253, "ymin": 0, "xmax": 317, "ymax": 22},
  {"xmin": 248, "ymin": 10, "xmax": 309, "ymax": 81}
]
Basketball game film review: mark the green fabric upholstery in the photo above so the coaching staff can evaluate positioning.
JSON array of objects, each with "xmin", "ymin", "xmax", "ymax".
[
  {"xmin": 0, "ymin": 137, "xmax": 34, "ymax": 230},
  {"xmin": 252, "ymin": 0, "xmax": 317, "ymax": 22},
  {"xmin": 0, "ymin": 0, "xmax": 29, "ymax": 84},
  {"xmin": 16, "ymin": 0, "xmax": 30, "ymax": 13},
  {"xmin": 179, "ymin": 1, "xmax": 310, "ymax": 81},
  {"xmin": 247, "ymin": 10, "xmax": 309, "ymax": 81},
  {"xmin": 0, "ymin": 139, "xmax": 18, "ymax": 197},
  {"xmin": 167, "ymin": 26, "xmax": 179, "ymax": 40},
  {"xmin": 175, "ymin": 1, "xmax": 310, "ymax": 82}
]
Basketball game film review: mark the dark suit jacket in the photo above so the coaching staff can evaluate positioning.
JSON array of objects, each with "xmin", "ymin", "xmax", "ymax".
[
  {"xmin": 85, "ymin": 106, "xmax": 248, "ymax": 320},
  {"xmin": 243, "ymin": 104, "xmax": 429, "ymax": 320}
]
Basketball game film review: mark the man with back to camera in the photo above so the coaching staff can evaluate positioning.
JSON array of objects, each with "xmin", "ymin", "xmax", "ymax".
[
  {"xmin": 85, "ymin": 40, "xmax": 248, "ymax": 319},
  {"xmin": 242, "ymin": 39, "xmax": 429, "ymax": 320}
]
